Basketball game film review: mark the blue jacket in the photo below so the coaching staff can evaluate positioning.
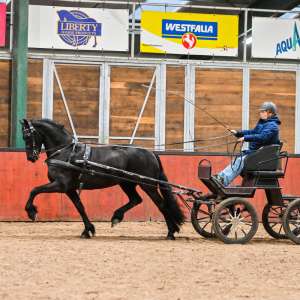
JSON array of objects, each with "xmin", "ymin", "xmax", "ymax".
[{"xmin": 236, "ymin": 115, "xmax": 281, "ymax": 154}]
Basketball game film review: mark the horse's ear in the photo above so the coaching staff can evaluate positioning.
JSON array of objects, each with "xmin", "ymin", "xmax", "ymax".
[{"xmin": 20, "ymin": 119, "xmax": 28, "ymax": 126}]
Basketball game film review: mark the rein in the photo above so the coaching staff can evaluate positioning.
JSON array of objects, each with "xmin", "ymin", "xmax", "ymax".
[
  {"xmin": 23, "ymin": 121, "xmax": 240, "ymax": 161},
  {"xmin": 79, "ymin": 133, "xmax": 237, "ymax": 152},
  {"xmin": 44, "ymin": 143, "xmax": 75, "ymax": 161}
]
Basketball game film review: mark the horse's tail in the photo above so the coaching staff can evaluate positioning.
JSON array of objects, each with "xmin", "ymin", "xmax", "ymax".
[{"xmin": 154, "ymin": 154, "xmax": 185, "ymax": 232}]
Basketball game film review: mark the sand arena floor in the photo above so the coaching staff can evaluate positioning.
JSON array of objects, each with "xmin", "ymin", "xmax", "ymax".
[{"xmin": 1, "ymin": 222, "xmax": 300, "ymax": 300}]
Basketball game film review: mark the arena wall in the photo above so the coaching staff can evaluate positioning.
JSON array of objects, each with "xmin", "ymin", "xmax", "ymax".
[
  {"xmin": 0, "ymin": 152, "xmax": 299, "ymax": 222},
  {"xmin": 0, "ymin": 57, "xmax": 298, "ymax": 222}
]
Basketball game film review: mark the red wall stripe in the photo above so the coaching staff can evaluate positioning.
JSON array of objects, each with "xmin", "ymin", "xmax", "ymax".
[{"xmin": 0, "ymin": 152, "xmax": 299, "ymax": 221}]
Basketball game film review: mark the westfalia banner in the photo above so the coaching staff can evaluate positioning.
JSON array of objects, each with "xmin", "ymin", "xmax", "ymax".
[
  {"xmin": 141, "ymin": 11, "xmax": 239, "ymax": 56},
  {"xmin": 252, "ymin": 17, "xmax": 300, "ymax": 59},
  {"xmin": 28, "ymin": 6, "xmax": 129, "ymax": 51},
  {"xmin": 0, "ymin": 3, "xmax": 6, "ymax": 47}
]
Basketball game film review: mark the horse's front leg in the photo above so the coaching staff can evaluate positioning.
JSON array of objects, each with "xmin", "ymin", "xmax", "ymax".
[
  {"xmin": 66, "ymin": 190, "xmax": 95, "ymax": 239},
  {"xmin": 25, "ymin": 181, "xmax": 63, "ymax": 221}
]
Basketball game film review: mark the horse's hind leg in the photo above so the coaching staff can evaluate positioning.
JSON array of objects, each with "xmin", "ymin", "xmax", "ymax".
[
  {"xmin": 140, "ymin": 186, "xmax": 177, "ymax": 240},
  {"xmin": 66, "ymin": 190, "xmax": 95, "ymax": 239},
  {"xmin": 111, "ymin": 183, "xmax": 142, "ymax": 227}
]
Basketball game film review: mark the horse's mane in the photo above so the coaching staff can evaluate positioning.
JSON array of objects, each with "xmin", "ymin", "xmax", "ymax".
[
  {"xmin": 40, "ymin": 119, "xmax": 65, "ymax": 129},
  {"xmin": 35, "ymin": 119, "xmax": 72, "ymax": 137}
]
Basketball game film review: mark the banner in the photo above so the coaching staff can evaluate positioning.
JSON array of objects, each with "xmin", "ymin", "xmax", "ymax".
[
  {"xmin": 28, "ymin": 6, "xmax": 129, "ymax": 51},
  {"xmin": 0, "ymin": 3, "xmax": 6, "ymax": 47},
  {"xmin": 140, "ymin": 11, "xmax": 239, "ymax": 56},
  {"xmin": 252, "ymin": 17, "xmax": 300, "ymax": 59}
]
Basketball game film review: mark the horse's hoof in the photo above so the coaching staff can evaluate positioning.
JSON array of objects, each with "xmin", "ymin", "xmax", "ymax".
[
  {"xmin": 166, "ymin": 234, "xmax": 176, "ymax": 240},
  {"xmin": 89, "ymin": 224, "xmax": 96, "ymax": 236},
  {"xmin": 111, "ymin": 218, "xmax": 121, "ymax": 227},
  {"xmin": 80, "ymin": 231, "xmax": 91, "ymax": 239},
  {"xmin": 28, "ymin": 212, "xmax": 37, "ymax": 222},
  {"xmin": 26, "ymin": 205, "xmax": 38, "ymax": 222}
]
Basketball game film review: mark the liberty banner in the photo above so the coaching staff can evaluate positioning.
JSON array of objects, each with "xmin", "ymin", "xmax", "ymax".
[
  {"xmin": 28, "ymin": 6, "xmax": 129, "ymax": 51},
  {"xmin": 140, "ymin": 11, "xmax": 239, "ymax": 56},
  {"xmin": 0, "ymin": 3, "xmax": 6, "ymax": 47},
  {"xmin": 252, "ymin": 17, "xmax": 300, "ymax": 59}
]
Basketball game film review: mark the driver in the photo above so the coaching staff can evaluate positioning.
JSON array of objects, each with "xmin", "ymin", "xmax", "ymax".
[{"xmin": 213, "ymin": 102, "xmax": 281, "ymax": 186}]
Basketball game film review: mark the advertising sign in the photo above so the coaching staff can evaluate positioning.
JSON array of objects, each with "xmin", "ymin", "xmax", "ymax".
[
  {"xmin": 0, "ymin": 3, "xmax": 6, "ymax": 47},
  {"xmin": 28, "ymin": 6, "xmax": 129, "ymax": 51},
  {"xmin": 252, "ymin": 17, "xmax": 300, "ymax": 59},
  {"xmin": 141, "ymin": 11, "xmax": 239, "ymax": 56}
]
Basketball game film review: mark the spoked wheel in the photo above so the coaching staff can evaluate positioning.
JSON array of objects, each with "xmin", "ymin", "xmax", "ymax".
[
  {"xmin": 262, "ymin": 203, "xmax": 288, "ymax": 239},
  {"xmin": 191, "ymin": 202, "xmax": 215, "ymax": 238},
  {"xmin": 212, "ymin": 197, "xmax": 258, "ymax": 244},
  {"xmin": 283, "ymin": 198, "xmax": 300, "ymax": 244}
]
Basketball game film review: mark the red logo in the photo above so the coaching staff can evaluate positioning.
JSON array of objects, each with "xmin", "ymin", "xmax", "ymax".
[{"xmin": 182, "ymin": 33, "xmax": 197, "ymax": 49}]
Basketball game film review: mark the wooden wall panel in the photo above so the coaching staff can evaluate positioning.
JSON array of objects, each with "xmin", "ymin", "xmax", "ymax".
[
  {"xmin": 0, "ymin": 60, "xmax": 11, "ymax": 147},
  {"xmin": 165, "ymin": 66, "xmax": 185, "ymax": 150},
  {"xmin": 53, "ymin": 65, "xmax": 100, "ymax": 136},
  {"xmin": 195, "ymin": 68, "xmax": 243, "ymax": 152},
  {"xmin": 250, "ymin": 70, "xmax": 296, "ymax": 153},
  {"xmin": 27, "ymin": 59, "xmax": 43, "ymax": 120},
  {"xmin": 110, "ymin": 67, "xmax": 156, "ymax": 147}
]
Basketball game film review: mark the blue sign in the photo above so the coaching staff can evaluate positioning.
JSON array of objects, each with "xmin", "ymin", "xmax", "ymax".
[
  {"xmin": 57, "ymin": 10, "xmax": 101, "ymax": 47},
  {"xmin": 162, "ymin": 19, "xmax": 218, "ymax": 40}
]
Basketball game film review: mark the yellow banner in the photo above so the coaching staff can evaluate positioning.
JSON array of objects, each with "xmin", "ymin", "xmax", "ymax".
[{"xmin": 141, "ymin": 11, "xmax": 239, "ymax": 56}]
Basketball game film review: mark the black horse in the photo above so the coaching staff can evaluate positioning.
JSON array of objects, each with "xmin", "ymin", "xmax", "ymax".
[{"xmin": 21, "ymin": 119, "xmax": 184, "ymax": 239}]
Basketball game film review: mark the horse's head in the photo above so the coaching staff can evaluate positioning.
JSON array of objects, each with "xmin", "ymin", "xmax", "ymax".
[{"xmin": 20, "ymin": 119, "xmax": 43, "ymax": 163}]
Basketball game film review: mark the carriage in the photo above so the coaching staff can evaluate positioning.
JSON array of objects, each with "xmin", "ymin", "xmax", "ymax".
[{"xmin": 185, "ymin": 144, "xmax": 300, "ymax": 244}]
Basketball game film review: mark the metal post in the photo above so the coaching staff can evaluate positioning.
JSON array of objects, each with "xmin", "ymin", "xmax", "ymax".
[
  {"xmin": 155, "ymin": 63, "xmax": 166, "ymax": 150},
  {"xmin": 9, "ymin": 0, "xmax": 14, "ymax": 52},
  {"xmin": 295, "ymin": 69, "xmax": 300, "ymax": 153},
  {"xmin": 42, "ymin": 59, "xmax": 54, "ymax": 119},
  {"xmin": 10, "ymin": 0, "xmax": 29, "ymax": 148},
  {"xmin": 53, "ymin": 64, "xmax": 78, "ymax": 141},
  {"xmin": 242, "ymin": 66, "xmax": 250, "ymax": 130},
  {"xmin": 184, "ymin": 64, "xmax": 195, "ymax": 152},
  {"xmin": 243, "ymin": 9, "xmax": 248, "ymax": 63},
  {"xmin": 99, "ymin": 63, "xmax": 110, "ymax": 144},
  {"xmin": 130, "ymin": 2, "xmax": 136, "ymax": 59},
  {"xmin": 242, "ymin": 66, "xmax": 250, "ymax": 151},
  {"xmin": 130, "ymin": 70, "xmax": 156, "ymax": 144}
]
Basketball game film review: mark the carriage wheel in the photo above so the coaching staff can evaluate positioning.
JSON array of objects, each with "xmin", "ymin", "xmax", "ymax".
[
  {"xmin": 283, "ymin": 198, "xmax": 300, "ymax": 245},
  {"xmin": 212, "ymin": 197, "xmax": 258, "ymax": 244},
  {"xmin": 262, "ymin": 203, "xmax": 288, "ymax": 239},
  {"xmin": 191, "ymin": 202, "xmax": 215, "ymax": 238}
]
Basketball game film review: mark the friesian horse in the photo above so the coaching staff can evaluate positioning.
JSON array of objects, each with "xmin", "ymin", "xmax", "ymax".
[{"xmin": 21, "ymin": 119, "xmax": 184, "ymax": 239}]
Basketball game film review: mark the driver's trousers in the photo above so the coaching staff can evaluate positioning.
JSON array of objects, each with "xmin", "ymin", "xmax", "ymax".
[{"xmin": 218, "ymin": 154, "xmax": 247, "ymax": 186}]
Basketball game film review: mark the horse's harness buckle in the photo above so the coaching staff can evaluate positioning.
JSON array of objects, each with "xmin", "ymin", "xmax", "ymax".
[{"xmin": 78, "ymin": 144, "xmax": 91, "ymax": 195}]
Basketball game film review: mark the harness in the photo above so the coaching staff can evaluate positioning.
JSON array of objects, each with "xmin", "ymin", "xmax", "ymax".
[{"xmin": 22, "ymin": 117, "xmax": 242, "ymax": 194}]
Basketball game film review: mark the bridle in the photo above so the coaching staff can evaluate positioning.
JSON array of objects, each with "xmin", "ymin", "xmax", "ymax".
[
  {"xmin": 22, "ymin": 120, "xmax": 42, "ymax": 161},
  {"xmin": 22, "ymin": 120, "xmax": 76, "ymax": 162}
]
